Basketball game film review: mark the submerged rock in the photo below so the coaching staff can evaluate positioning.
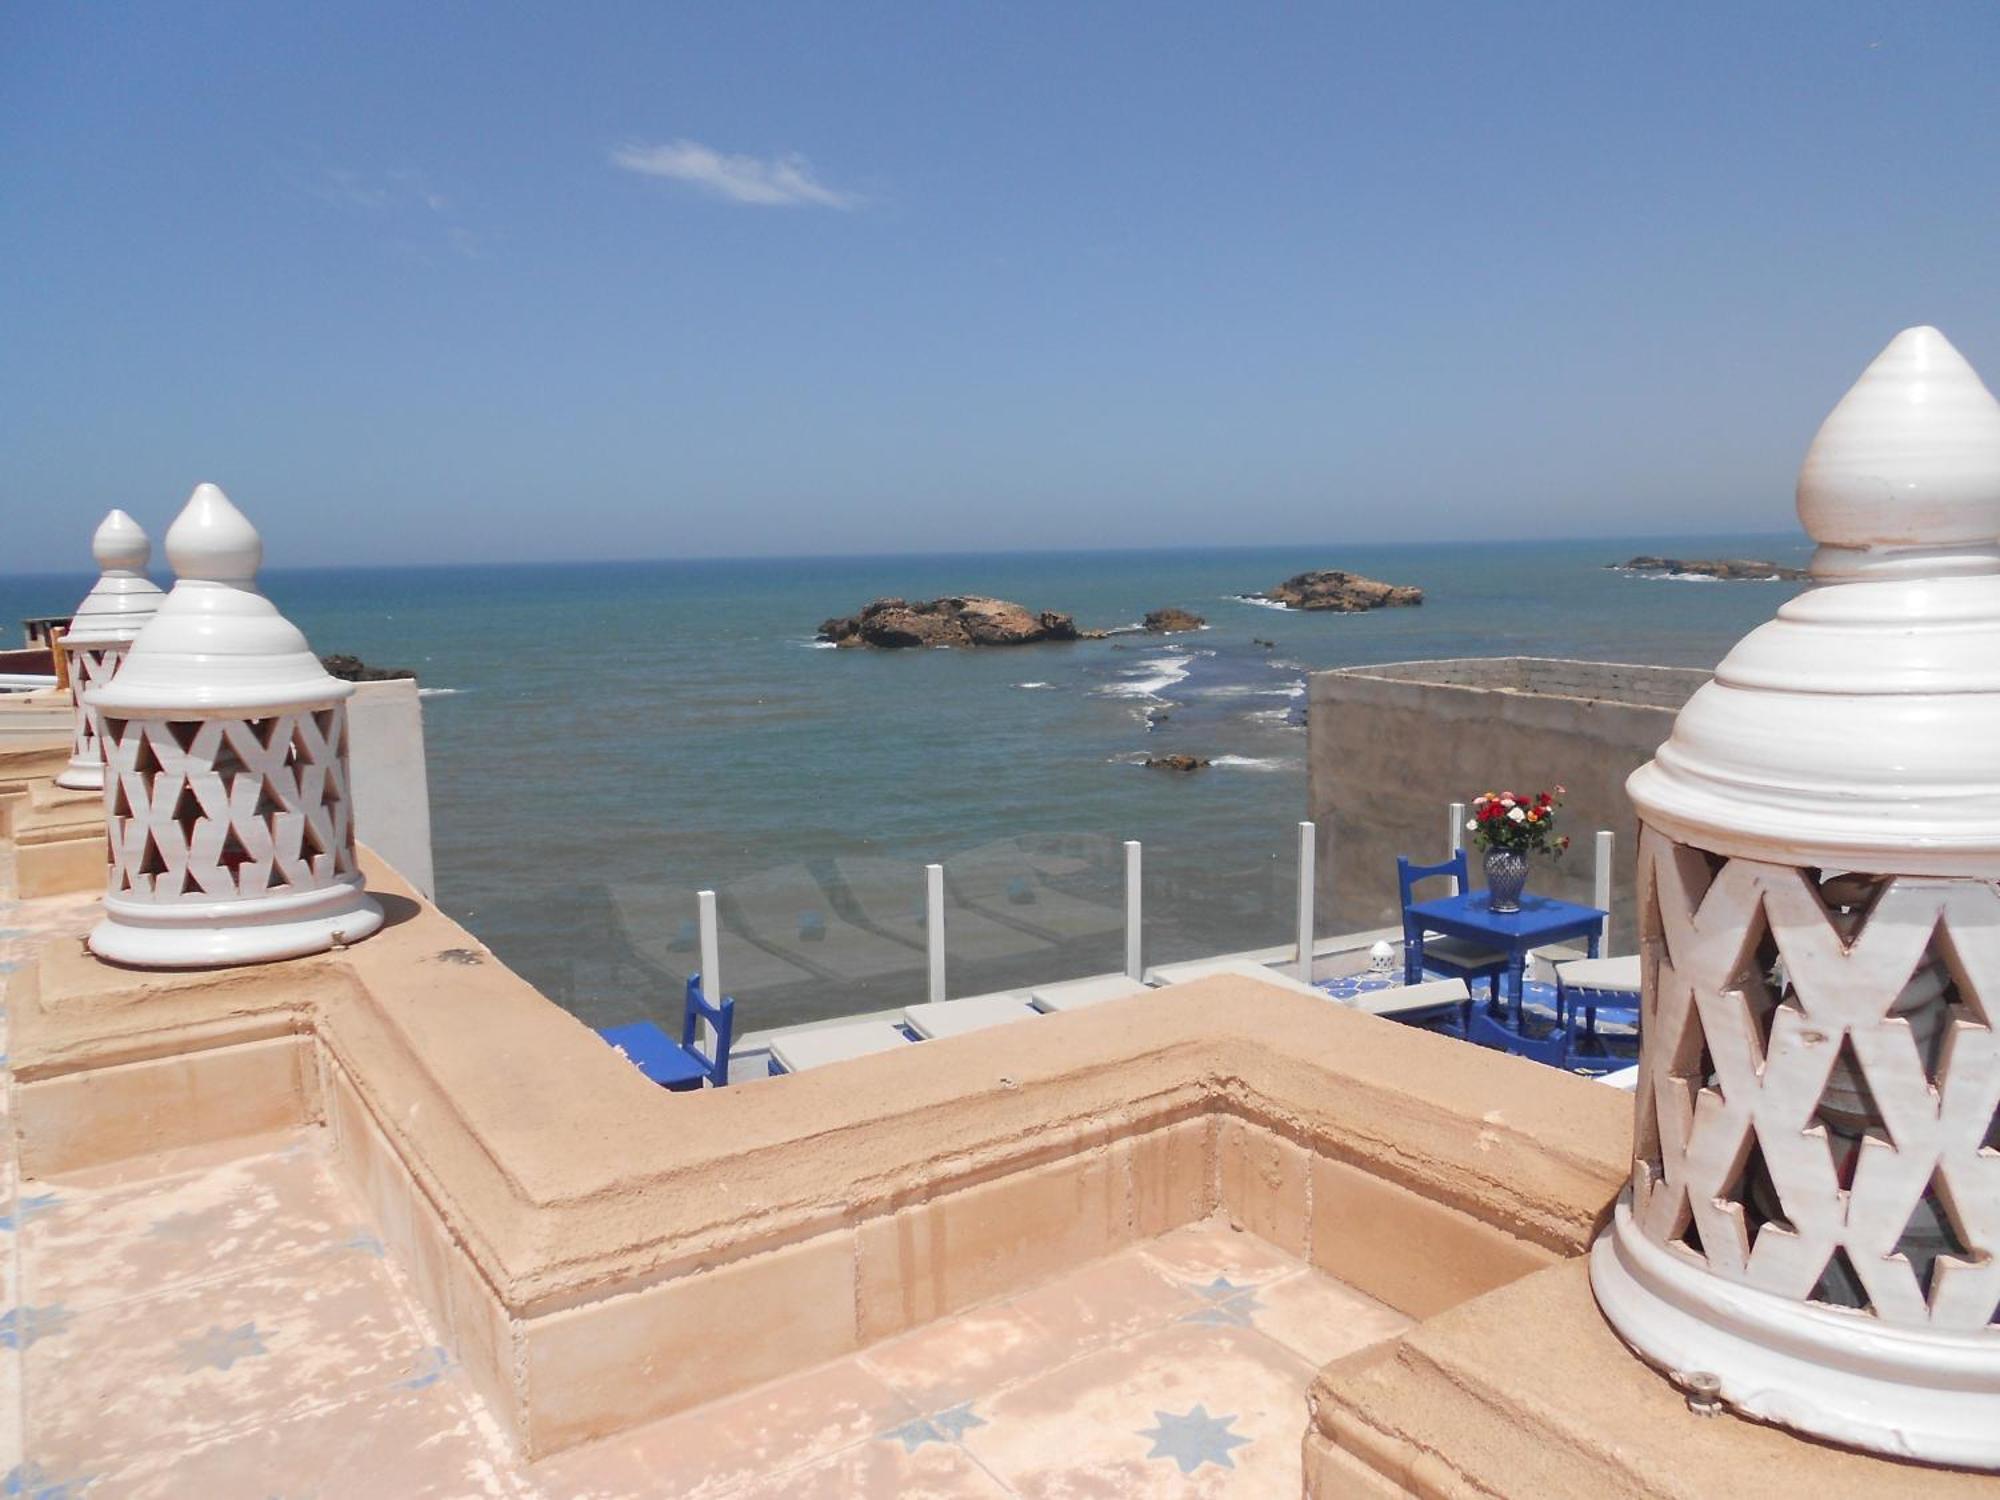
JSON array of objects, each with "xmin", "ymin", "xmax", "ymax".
[
  {"xmin": 1143, "ymin": 607, "xmax": 1206, "ymax": 634},
  {"xmin": 321, "ymin": 653, "xmax": 416, "ymax": 682},
  {"xmin": 817, "ymin": 596, "xmax": 1081, "ymax": 648},
  {"xmin": 1258, "ymin": 571, "xmax": 1424, "ymax": 612},
  {"xmin": 1143, "ymin": 753, "xmax": 1211, "ymax": 772},
  {"xmin": 1611, "ymin": 556, "xmax": 1806, "ymax": 581}
]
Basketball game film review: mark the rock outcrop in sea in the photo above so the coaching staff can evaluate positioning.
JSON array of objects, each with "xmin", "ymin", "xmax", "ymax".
[
  {"xmin": 1143, "ymin": 607, "xmax": 1206, "ymax": 634},
  {"xmin": 1256, "ymin": 571, "xmax": 1423, "ymax": 612},
  {"xmin": 817, "ymin": 597, "xmax": 1082, "ymax": 649},
  {"xmin": 320, "ymin": 653, "xmax": 416, "ymax": 682},
  {"xmin": 1611, "ymin": 556, "xmax": 1806, "ymax": 581},
  {"xmin": 1143, "ymin": 753, "xmax": 1210, "ymax": 772}
]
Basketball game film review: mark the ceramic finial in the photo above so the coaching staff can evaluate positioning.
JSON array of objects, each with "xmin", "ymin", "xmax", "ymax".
[
  {"xmin": 1797, "ymin": 326, "xmax": 2000, "ymax": 580},
  {"xmin": 91, "ymin": 509, "xmax": 150, "ymax": 573},
  {"xmin": 165, "ymin": 482, "xmax": 263, "ymax": 584}
]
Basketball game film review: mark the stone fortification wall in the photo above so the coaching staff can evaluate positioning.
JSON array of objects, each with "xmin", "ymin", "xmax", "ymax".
[{"xmin": 1307, "ymin": 657, "xmax": 1709, "ymax": 951}]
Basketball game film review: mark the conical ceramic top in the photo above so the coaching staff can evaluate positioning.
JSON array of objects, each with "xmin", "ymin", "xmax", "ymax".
[
  {"xmin": 62, "ymin": 509, "xmax": 165, "ymax": 647},
  {"xmin": 90, "ymin": 484, "xmax": 351, "ymax": 714},
  {"xmin": 1629, "ymin": 326, "xmax": 2000, "ymax": 873}
]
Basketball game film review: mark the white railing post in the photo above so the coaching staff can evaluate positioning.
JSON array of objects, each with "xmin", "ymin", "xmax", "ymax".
[
  {"xmin": 1449, "ymin": 801, "xmax": 1467, "ymax": 855},
  {"xmin": 926, "ymin": 863, "xmax": 946, "ymax": 1004},
  {"xmin": 1124, "ymin": 839, "xmax": 1143, "ymax": 980},
  {"xmin": 697, "ymin": 889, "xmax": 721, "ymax": 1057},
  {"xmin": 1592, "ymin": 830, "xmax": 1614, "ymax": 934},
  {"xmin": 1296, "ymin": 820, "xmax": 1316, "ymax": 982}
]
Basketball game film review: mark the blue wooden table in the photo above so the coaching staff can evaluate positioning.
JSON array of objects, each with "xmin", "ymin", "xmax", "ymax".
[{"xmin": 1404, "ymin": 890, "xmax": 1607, "ymax": 1063}]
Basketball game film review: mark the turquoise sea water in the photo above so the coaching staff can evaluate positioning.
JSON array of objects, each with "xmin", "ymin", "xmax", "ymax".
[{"xmin": 2, "ymin": 536, "xmax": 1807, "ymax": 1034}]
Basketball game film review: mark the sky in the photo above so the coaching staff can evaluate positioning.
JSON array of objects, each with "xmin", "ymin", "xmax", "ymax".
[{"xmin": 4, "ymin": 2, "xmax": 1999, "ymax": 570}]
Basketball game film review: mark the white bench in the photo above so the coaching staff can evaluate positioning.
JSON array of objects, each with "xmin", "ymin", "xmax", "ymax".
[
  {"xmin": 768, "ymin": 1020, "xmax": 912, "ymax": 1073},
  {"xmin": 1341, "ymin": 975, "xmax": 1469, "ymax": 1019},
  {"xmin": 1143, "ymin": 957, "xmax": 1330, "ymax": 998},
  {"xmin": 1029, "ymin": 974, "xmax": 1150, "ymax": 1012},
  {"xmin": 902, "ymin": 995, "xmax": 1043, "ymax": 1040}
]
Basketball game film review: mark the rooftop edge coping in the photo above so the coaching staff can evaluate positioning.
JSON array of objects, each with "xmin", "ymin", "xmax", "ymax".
[{"xmin": 8, "ymin": 847, "xmax": 1632, "ymax": 1319}]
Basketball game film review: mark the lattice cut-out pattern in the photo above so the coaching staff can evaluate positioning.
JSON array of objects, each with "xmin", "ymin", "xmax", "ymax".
[
  {"xmin": 101, "ymin": 708, "xmax": 359, "ymax": 903},
  {"xmin": 1632, "ymin": 826, "xmax": 2000, "ymax": 1332},
  {"xmin": 64, "ymin": 643, "xmax": 124, "ymax": 767}
]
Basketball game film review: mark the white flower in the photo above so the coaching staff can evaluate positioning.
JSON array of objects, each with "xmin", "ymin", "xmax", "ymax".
[
  {"xmin": 1465, "ymin": 820, "xmax": 1477, "ymax": 831},
  {"xmin": 1507, "ymin": 806, "xmax": 1526, "ymax": 823}
]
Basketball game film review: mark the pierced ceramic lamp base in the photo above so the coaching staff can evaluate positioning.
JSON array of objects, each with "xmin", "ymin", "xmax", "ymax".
[
  {"xmin": 1593, "ymin": 1200, "xmax": 2000, "ymax": 1470},
  {"xmin": 89, "ymin": 878, "xmax": 384, "ymax": 968}
]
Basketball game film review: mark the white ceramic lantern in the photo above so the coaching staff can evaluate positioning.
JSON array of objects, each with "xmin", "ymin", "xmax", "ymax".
[
  {"xmin": 87, "ymin": 484, "xmax": 383, "ymax": 968},
  {"xmin": 1590, "ymin": 327, "xmax": 2000, "ymax": 1468},
  {"xmin": 54, "ymin": 510, "xmax": 164, "ymax": 791}
]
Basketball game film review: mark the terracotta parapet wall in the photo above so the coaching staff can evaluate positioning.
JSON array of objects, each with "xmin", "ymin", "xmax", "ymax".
[{"xmin": 9, "ymin": 848, "xmax": 1633, "ymax": 1456}]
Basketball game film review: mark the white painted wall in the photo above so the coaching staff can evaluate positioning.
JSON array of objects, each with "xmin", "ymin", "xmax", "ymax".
[{"xmin": 347, "ymin": 678, "xmax": 436, "ymax": 899}]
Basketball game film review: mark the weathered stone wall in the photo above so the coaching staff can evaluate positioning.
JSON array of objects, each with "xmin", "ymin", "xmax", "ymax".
[{"xmin": 1308, "ymin": 657, "xmax": 1710, "ymax": 952}]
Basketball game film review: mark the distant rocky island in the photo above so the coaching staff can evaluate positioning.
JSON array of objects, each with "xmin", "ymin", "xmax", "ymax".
[
  {"xmin": 818, "ymin": 596, "xmax": 1081, "ymax": 649},
  {"xmin": 321, "ymin": 653, "xmax": 416, "ymax": 682},
  {"xmin": 1143, "ymin": 607, "xmax": 1205, "ymax": 634},
  {"xmin": 1611, "ymin": 556, "xmax": 1806, "ymax": 581},
  {"xmin": 1254, "ymin": 570, "xmax": 1424, "ymax": 612}
]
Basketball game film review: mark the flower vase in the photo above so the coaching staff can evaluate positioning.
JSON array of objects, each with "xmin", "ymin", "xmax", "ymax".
[{"xmin": 1484, "ymin": 848, "xmax": 1529, "ymax": 913}]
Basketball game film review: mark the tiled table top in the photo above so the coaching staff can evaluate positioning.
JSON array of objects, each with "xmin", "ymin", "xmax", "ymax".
[{"xmin": 0, "ymin": 890, "xmax": 1413, "ymax": 1497}]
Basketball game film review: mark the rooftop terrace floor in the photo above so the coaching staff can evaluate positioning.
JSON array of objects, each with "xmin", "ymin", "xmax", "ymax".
[{"xmin": 1, "ymin": 889, "xmax": 1411, "ymax": 1497}]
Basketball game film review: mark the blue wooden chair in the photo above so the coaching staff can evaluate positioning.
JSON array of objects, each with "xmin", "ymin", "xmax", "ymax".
[
  {"xmin": 1396, "ymin": 852, "xmax": 1509, "ymax": 1009},
  {"xmin": 598, "ymin": 973, "xmax": 735, "ymax": 1092}
]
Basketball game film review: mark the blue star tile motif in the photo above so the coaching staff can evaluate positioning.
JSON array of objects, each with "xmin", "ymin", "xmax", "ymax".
[
  {"xmin": 4, "ymin": 1459, "xmax": 93, "ymax": 1498},
  {"xmin": 0, "ymin": 1305, "xmax": 72, "ymax": 1350},
  {"xmin": 341, "ymin": 1229, "xmax": 387, "ymax": 1258},
  {"xmin": 1182, "ymin": 1276, "xmax": 1262, "ymax": 1327},
  {"xmin": 880, "ymin": 1402, "xmax": 985, "ymax": 1452},
  {"xmin": 1138, "ymin": 1404, "xmax": 1250, "ymax": 1474},
  {"xmin": 394, "ymin": 1344, "xmax": 454, "ymax": 1390},
  {"xmin": 931, "ymin": 1402, "xmax": 986, "ymax": 1440},
  {"xmin": 880, "ymin": 1414, "xmax": 945, "ymax": 1452},
  {"xmin": 180, "ymin": 1321, "xmax": 267, "ymax": 1371},
  {"xmin": 0, "ymin": 1194, "xmax": 59, "ymax": 1232}
]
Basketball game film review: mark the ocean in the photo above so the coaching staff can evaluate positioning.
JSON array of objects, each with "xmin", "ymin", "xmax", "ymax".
[{"xmin": 2, "ymin": 535, "xmax": 1808, "ymax": 1035}]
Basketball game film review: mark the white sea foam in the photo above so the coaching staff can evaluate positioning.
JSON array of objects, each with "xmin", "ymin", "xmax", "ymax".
[
  {"xmin": 792, "ymin": 638, "xmax": 841, "ymax": 649},
  {"xmin": 1212, "ymin": 754, "xmax": 1303, "ymax": 771},
  {"xmin": 1225, "ymin": 594, "xmax": 1291, "ymax": 612},
  {"xmin": 1014, "ymin": 681, "xmax": 1054, "ymax": 690},
  {"xmin": 1096, "ymin": 654, "xmax": 1192, "ymax": 700},
  {"xmin": 1246, "ymin": 707, "xmax": 1301, "ymax": 727},
  {"xmin": 416, "ymin": 687, "xmax": 462, "ymax": 698}
]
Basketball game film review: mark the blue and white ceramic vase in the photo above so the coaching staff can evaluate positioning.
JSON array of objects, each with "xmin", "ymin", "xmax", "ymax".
[{"xmin": 1483, "ymin": 848, "xmax": 1528, "ymax": 913}]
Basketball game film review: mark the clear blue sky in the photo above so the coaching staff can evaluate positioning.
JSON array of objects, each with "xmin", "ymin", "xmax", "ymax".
[{"xmin": 5, "ymin": 2, "xmax": 1997, "ymax": 569}]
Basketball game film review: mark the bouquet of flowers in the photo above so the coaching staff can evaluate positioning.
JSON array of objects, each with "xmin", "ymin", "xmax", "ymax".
[{"xmin": 1467, "ymin": 787, "xmax": 1570, "ymax": 858}]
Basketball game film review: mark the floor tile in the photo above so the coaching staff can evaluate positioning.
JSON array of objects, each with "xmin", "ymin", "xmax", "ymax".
[
  {"xmin": 23, "ymin": 1229, "xmax": 434, "ymax": 1474},
  {"xmin": 84, "ymin": 1378, "xmax": 518, "ymax": 1499},
  {"xmin": 960, "ymin": 1322, "xmax": 1313, "ymax": 1498},
  {"xmin": 1007, "ymin": 1248, "xmax": 1202, "ymax": 1357},
  {"xmin": 532, "ymin": 1358, "xmax": 917, "ymax": 1500},
  {"xmin": 21, "ymin": 1143, "xmax": 361, "ymax": 1312},
  {"xmin": 858, "ymin": 1299, "xmax": 1055, "ymax": 1412},
  {"xmin": 1247, "ymin": 1268, "xmax": 1411, "ymax": 1368},
  {"xmin": 720, "ymin": 1437, "xmax": 1013, "ymax": 1499},
  {"xmin": 1138, "ymin": 1217, "xmax": 1305, "ymax": 1289}
]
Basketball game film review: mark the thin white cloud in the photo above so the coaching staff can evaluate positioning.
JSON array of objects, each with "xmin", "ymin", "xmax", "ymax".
[
  {"xmin": 610, "ymin": 139, "xmax": 861, "ymax": 209},
  {"xmin": 307, "ymin": 167, "xmax": 482, "ymax": 258}
]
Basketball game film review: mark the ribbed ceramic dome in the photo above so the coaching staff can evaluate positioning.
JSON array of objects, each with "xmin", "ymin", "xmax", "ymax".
[
  {"xmin": 63, "ymin": 509, "xmax": 164, "ymax": 646},
  {"xmin": 91, "ymin": 484, "xmax": 350, "ymax": 714},
  {"xmin": 1628, "ymin": 326, "xmax": 2000, "ymax": 874}
]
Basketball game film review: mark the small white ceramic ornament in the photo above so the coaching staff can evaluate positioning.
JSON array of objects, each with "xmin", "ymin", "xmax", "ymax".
[
  {"xmin": 87, "ymin": 484, "xmax": 383, "ymax": 968},
  {"xmin": 54, "ymin": 510, "xmax": 164, "ymax": 791}
]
